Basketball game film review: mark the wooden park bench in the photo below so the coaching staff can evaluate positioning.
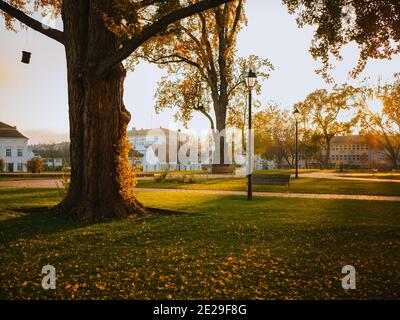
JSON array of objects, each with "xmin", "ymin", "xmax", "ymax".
[{"xmin": 252, "ymin": 174, "xmax": 291, "ymax": 187}]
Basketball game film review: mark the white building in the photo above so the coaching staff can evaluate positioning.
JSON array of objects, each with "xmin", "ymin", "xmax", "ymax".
[
  {"xmin": 0, "ymin": 122, "xmax": 34, "ymax": 172},
  {"xmin": 127, "ymin": 127, "xmax": 202, "ymax": 172},
  {"xmin": 254, "ymin": 155, "xmax": 277, "ymax": 170},
  {"xmin": 330, "ymin": 135, "xmax": 393, "ymax": 170},
  {"xmin": 43, "ymin": 157, "xmax": 64, "ymax": 169}
]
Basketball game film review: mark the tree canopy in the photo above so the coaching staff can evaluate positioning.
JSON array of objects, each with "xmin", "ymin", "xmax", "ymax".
[
  {"xmin": 359, "ymin": 74, "xmax": 400, "ymax": 168},
  {"xmin": 294, "ymin": 84, "xmax": 359, "ymax": 167},
  {"xmin": 283, "ymin": 0, "xmax": 400, "ymax": 80}
]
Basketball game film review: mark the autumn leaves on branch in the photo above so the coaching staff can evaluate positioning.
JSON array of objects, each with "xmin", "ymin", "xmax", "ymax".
[{"xmin": 0, "ymin": 0, "xmax": 236, "ymax": 76}]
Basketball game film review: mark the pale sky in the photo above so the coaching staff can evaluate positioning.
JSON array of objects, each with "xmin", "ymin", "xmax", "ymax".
[{"xmin": 0, "ymin": 0, "xmax": 399, "ymax": 144}]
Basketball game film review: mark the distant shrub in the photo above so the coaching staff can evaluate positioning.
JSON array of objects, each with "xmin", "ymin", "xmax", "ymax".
[
  {"xmin": 154, "ymin": 172, "xmax": 196, "ymax": 184},
  {"xmin": 27, "ymin": 158, "xmax": 43, "ymax": 173},
  {"xmin": 183, "ymin": 174, "xmax": 196, "ymax": 184},
  {"xmin": 0, "ymin": 158, "xmax": 4, "ymax": 173},
  {"xmin": 155, "ymin": 171, "xmax": 168, "ymax": 183},
  {"xmin": 167, "ymin": 174, "xmax": 196, "ymax": 184},
  {"xmin": 60, "ymin": 166, "xmax": 71, "ymax": 189}
]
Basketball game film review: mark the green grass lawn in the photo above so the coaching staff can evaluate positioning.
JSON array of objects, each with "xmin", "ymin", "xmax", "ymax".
[
  {"xmin": 0, "ymin": 187, "xmax": 399, "ymax": 299},
  {"xmin": 137, "ymin": 177, "xmax": 400, "ymax": 197}
]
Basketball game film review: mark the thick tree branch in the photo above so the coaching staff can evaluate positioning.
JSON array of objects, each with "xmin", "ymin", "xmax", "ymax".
[
  {"xmin": 180, "ymin": 25, "xmax": 202, "ymax": 48},
  {"xmin": 194, "ymin": 104, "xmax": 215, "ymax": 129},
  {"xmin": 0, "ymin": 0, "xmax": 64, "ymax": 44},
  {"xmin": 179, "ymin": 23, "xmax": 212, "ymax": 70},
  {"xmin": 227, "ymin": 0, "xmax": 242, "ymax": 46},
  {"xmin": 96, "ymin": 0, "xmax": 234, "ymax": 75},
  {"xmin": 146, "ymin": 54, "xmax": 203, "ymax": 69},
  {"xmin": 198, "ymin": 11, "xmax": 219, "ymax": 104},
  {"xmin": 215, "ymin": 6, "xmax": 228, "ymax": 111}
]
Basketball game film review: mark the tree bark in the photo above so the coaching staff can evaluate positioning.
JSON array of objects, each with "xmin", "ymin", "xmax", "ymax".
[
  {"xmin": 324, "ymin": 139, "xmax": 331, "ymax": 169},
  {"xmin": 211, "ymin": 102, "xmax": 233, "ymax": 173},
  {"xmin": 391, "ymin": 157, "xmax": 398, "ymax": 170},
  {"xmin": 56, "ymin": 1, "xmax": 146, "ymax": 221}
]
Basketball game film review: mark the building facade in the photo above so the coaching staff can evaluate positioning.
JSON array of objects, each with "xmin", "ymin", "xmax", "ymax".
[
  {"xmin": 127, "ymin": 127, "xmax": 202, "ymax": 172},
  {"xmin": 329, "ymin": 135, "xmax": 392, "ymax": 170},
  {"xmin": 42, "ymin": 157, "xmax": 64, "ymax": 170},
  {"xmin": 0, "ymin": 122, "xmax": 34, "ymax": 172},
  {"xmin": 254, "ymin": 155, "xmax": 277, "ymax": 170}
]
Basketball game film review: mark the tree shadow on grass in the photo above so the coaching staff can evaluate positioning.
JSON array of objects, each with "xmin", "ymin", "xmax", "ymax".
[
  {"xmin": 0, "ymin": 205, "xmax": 192, "ymax": 244},
  {"xmin": 0, "ymin": 206, "xmax": 90, "ymax": 243}
]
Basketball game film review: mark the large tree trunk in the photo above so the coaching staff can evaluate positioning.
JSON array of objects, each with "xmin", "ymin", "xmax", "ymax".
[
  {"xmin": 324, "ymin": 139, "xmax": 331, "ymax": 169},
  {"xmin": 56, "ymin": 0, "xmax": 146, "ymax": 221},
  {"xmin": 211, "ymin": 104, "xmax": 234, "ymax": 173},
  {"xmin": 391, "ymin": 156, "xmax": 398, "ymax": 170}
]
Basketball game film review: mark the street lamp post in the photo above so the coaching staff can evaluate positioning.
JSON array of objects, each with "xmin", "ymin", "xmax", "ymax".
[
  {"xmin": 245, "ymin": 69, "xmax": 257, "ymax": 200},
  {"xmin": 293, "ymin": 108, "xmax": 300, "ymax": 179},
  {"xmin": 177, "ymin": 129, "xmax": 181, "ymax": 171}
]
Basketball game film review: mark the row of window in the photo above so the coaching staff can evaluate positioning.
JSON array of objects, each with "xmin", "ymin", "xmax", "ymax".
[
  {"xmin": 4, "ymin": 162, "xmax": 24, "ymax": 171},
  {"xmin": 132, "ymin": 137, "xmax": 160, "ymax": 146},
  {"xmin": 331, "ymin": 145, "xmax": 368, "ymax": 151},
  {"xmin": 331, "ymin": 154, "xmax": 366, "ymax": 161},
  {"xmin": 4, "ymin": 148, "xmax": 24, "ymax": 157}
]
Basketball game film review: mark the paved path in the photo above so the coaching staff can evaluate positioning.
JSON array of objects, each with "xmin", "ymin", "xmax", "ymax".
[
  {"xmin": 1, "ymin": 179, "xmax": 400, "ymax": 202},
  {"xmin": 0, "ymin": 179, "xmax": 62, "ymax": 188},
  {"xmin": 302, "ymin": 172, "xmax": 400, "ymax": 183},
  {"xmin": 135, "ymin": 188, "xmax": 400, "ymax": 202}
]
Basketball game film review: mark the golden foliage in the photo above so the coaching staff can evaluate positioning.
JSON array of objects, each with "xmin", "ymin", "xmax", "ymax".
[
  {"xmin": 114, "ymin": 125, "xmax": 139, "ymax": 209},
  {"xmin": 139, "ymin": 0, "xmax": 274, "ymax": 133},
  {"xmin": 2, "ymin": 0, "xmax": 62, "ymax": 31}
]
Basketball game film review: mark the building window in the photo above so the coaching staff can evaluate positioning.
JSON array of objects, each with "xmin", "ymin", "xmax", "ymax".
[
  {"xmin": 17, "ymin": 163, "xmax": 23, "ymax": 171},
  {"xmin": 6, "ymin": 148, "xmax": 11, "ymax": 157},
  {"xmin": 17, "ymin": 149, "xmax": 23, "ymax": 157},
  {"xmin": 6, "ymin": 163, "xmax": 14, "ymax": 172}
]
